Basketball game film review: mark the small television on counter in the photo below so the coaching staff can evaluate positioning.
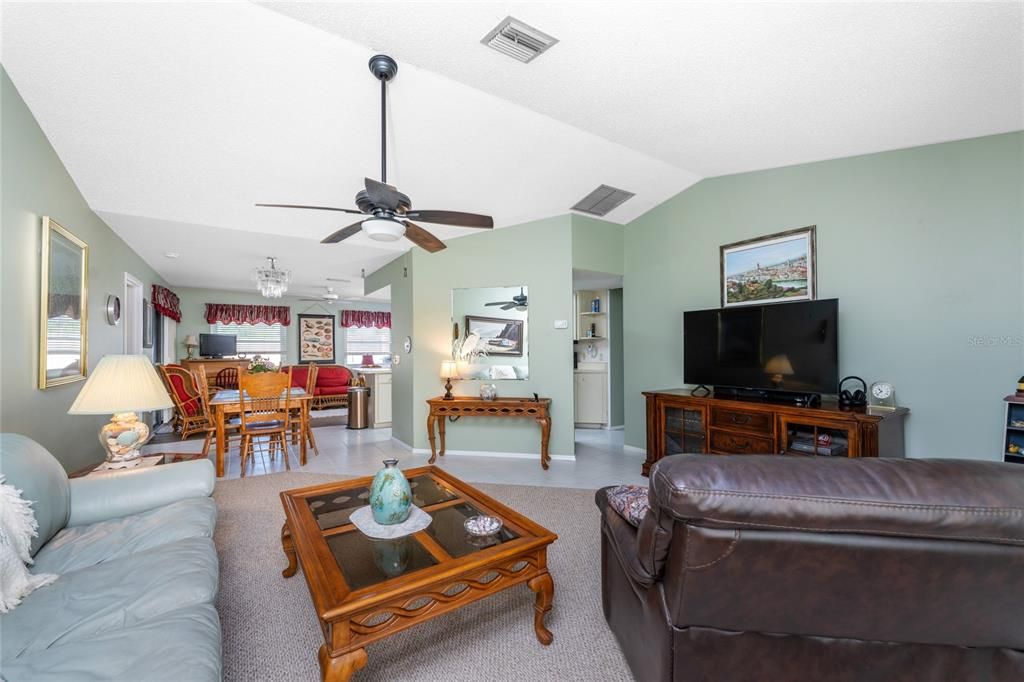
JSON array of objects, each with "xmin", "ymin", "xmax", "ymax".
[
  {"xmin": 683, "ymin": 299, "xmax": 838, "ymax": 400},
  {"xmin": 199, "ymin": 333, "xmax": 237, "ymax": 359}
]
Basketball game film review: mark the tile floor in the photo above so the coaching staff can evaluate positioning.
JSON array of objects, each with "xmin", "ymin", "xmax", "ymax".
[{"xmin": 146, "ymin": 424, "xmax": 647, "ymax": 489}]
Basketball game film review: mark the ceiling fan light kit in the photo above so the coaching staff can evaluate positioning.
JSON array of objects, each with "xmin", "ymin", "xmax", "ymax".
[
  {"xmin": 362, "ymin": 217, "xmax": 405, "ymax": 242},
  {"xmin": 256, "ymin": 54, "xmax": 494, "ymax": 253}
]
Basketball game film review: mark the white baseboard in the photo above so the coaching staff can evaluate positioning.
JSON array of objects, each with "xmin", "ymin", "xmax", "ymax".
[
  {"xmin": 410, "ymin": 448, "xmax": 575, "ymax": 462},
  {"xmin": 391, "ymin": 436, "xmax": 413, "ymax": 450},
  {"xmin": 623, "ymin": 444, "xmax": 646, "ymax": 454}
]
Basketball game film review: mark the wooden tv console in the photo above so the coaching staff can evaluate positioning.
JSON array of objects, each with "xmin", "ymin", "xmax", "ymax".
[{"xmin": 642, "ymin": 389, "xmax": 909, "ymax": 476}]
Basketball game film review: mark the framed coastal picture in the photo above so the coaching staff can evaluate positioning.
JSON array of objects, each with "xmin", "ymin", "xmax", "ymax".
[
  {"xmin": 39, "ymin": 217, "xmax": 89, "ymax": 389},
  {"xmin": 465, "ymin": 315, "xmax": 524, "ymax": 357},
  {"xmin": 720, "ymin": 226, "xmax": 816, "ymax": 307},
  {"xmin": 298, "ymin": 313, "xmax": 335, "ymax": 364}
]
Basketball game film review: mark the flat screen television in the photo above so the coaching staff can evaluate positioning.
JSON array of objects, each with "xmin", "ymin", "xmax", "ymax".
[
  {"xmin": 199, "ymin": 333, "xmax": 237, "ymax": 359},
  {"xmin": 683, "ymin": 299, "xmax": 838, "ymax": 396}
]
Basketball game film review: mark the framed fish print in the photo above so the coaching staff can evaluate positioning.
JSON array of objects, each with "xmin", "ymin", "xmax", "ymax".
[{"xmin": 298, "ymin": 313, "xmax": 336, "ymax": 364}]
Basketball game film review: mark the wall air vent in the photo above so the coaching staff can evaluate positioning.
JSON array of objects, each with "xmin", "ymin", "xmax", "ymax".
[
  {"xmin": 571, "ymin": 185, "xmax": 636, "ymax": 217},
  {"xmin": 482, "ymin": 17, "xmax": 559, "ymax": 63}
]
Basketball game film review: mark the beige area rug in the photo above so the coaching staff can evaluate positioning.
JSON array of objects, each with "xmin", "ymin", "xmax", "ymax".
[{"xmin": 213, "ymin": 472, "xmax": 634, "ymax": 681}]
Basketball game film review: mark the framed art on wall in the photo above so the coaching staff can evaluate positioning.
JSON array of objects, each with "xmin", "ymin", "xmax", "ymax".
[
  {"xmin": 39, "ymin": 216, "xmax": 89, "ymax": 388},
  {"xmin": 465, "ymin": 315, "xmax": 525, "ymax": 357},
  {"xmin": 142, "ymin": 299, "xmax": 154, "ymax": 348},
  {"xmin": 298, "ymin": 313, "xmax": 336, "ymax": 364},
  {"xmin": 720, "ymin": 225, "xmax": 816, "ymax": 307}
]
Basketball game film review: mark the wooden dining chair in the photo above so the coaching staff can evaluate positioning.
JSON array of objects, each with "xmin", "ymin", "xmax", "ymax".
[
  {"xmin": 158, "ymin": 364, "xmax": 209, "ymax": 441},
  {"xmin": 284, "ymin": 364, "xmax": 319, "ymax": 457},
  {"xmin": 192, "ymin": 368, "xmax": 239, "ymax": 454},
  {"xmin": 215, "ymin": 367, "xmax": 240, "ymax": 390},
  {"xmin": 237, "ymin": 369, "xmax": 292, "ymax": 477}
]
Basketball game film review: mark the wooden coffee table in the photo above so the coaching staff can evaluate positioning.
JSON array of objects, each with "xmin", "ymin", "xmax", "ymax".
[{"xmin": 279, "ymin": 466, "xmax": 558, "ymax": 681}]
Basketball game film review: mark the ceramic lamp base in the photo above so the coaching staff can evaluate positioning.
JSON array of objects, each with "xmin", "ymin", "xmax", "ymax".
[{"xmin": 100, "ymin": 412, "xmax": 151, "ymax": 463}]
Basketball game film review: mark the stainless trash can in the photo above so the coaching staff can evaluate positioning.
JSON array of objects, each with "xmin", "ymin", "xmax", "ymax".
[{"xmin": 347, "ymin": 386, "xmax": 369, "ymax": 430}]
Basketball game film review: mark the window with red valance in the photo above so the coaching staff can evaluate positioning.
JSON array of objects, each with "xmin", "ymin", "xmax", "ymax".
[
  {"xmin": 340, "ymin": 310, "xmax": 391, "ymax": 329},
  {"xmin": 205, "ymin": 303, "xmax": 291, "ymax": 326},
  {"xmin": 151, "ymin": 285, "xmax": 182, "ymax": 322}
]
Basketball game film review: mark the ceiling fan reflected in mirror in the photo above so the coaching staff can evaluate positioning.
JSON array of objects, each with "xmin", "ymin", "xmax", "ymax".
[
  {"xmin": 256, "ymin": 54, "xmax": 494, "ymax": 253},
  {"xmin": 485, "ymin": 287, "xmax": 528, "ymax": 311}
]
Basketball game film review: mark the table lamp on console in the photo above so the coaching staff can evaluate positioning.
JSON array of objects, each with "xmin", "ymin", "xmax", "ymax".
[
  {"xmin": 440, "ymin": 360, "xmax": 458, "ymax": 400},
  {"xmin": 184, "ymin": 334, "xmax": 199, "ymax": 359},
  {"xmin": 68, "ymin": 354, "xmax": 174, "ymax": 466}
]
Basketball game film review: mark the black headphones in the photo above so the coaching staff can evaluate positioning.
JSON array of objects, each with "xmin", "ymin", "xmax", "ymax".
[{"xmin": 838, "ymin": 376, "xmax": 867, "ymax": 408}]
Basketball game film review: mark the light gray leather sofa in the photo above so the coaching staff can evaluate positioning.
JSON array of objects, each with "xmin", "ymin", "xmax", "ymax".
[{"xmin": 0, "ymin": 433, "xmax": 221, "ymax": 681}]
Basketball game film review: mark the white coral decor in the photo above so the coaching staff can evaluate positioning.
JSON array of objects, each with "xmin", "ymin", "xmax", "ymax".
[{"xmin": 0, "ymin": 476, "xmax": 58, "ymax": 612}]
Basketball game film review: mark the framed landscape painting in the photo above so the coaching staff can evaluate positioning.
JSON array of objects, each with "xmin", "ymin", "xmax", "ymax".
[
  {"xmin": 720, "ymin": 226, "xmax": 816, "ymax": 307},
  {"xmin": 298, "ymin": 314, "xmax": 335, "ymax": 364},
  {"xmin": 465, "ymin": 315, "xmax": 524, "ymax": 357}
]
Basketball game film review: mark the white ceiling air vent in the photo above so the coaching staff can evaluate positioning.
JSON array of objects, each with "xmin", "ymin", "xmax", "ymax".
[
  {"xmin": 571, "ymin": 185, "xmax": 636, "ymax": 217},
  {"xmin": 482, "ymin": 17, "xmax": 558, "ymax": 63}
]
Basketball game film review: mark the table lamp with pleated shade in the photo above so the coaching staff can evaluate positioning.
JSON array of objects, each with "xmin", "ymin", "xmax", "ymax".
[{"xmin": 68, "ymin": 354, "xmax": 174, "ymax": 463}]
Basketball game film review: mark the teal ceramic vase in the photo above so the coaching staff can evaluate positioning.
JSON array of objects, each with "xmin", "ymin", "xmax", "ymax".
[{"xmin": 368, "ymin": 459, "xmax": 412, "ymax": 525}]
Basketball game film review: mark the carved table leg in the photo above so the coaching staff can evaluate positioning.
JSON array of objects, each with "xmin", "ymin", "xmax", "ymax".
[
  {"xmin": 438, "ymin": 413, "xmax": 446, "ymax": 456},
  {"xmin": 427, "ymin": 413, "xmax": 438, "ymax": 464},
  {"xmin": 538, "ymin": 416, "xmax": 552, "ymax": 470},
  {"xmin": 527, "ymin": 571, "xmax": 554, "ymax": 645},
  {"xmin": 281, "ymin": 523, "xmax": 298, "ymax": 578},
  {"xmin": 318, "ymin": 645, "xmax": 367, "ymax": 682}
]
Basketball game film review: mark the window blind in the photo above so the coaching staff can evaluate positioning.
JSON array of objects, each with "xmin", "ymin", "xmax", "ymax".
[
  {"xmin": 345, "ymin": 326, "xmax": 391, "ymax": 355},
  {"xmin": 210, "ymin": 322, "xmax": 285, "ymax": 358}
]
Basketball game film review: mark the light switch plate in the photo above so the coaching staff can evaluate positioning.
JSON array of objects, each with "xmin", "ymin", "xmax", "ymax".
[{"xmin": 553, "ymin": 320, "xmax": 569, "ymax": 329}]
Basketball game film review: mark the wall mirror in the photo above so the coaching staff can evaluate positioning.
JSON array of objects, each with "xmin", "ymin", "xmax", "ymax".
[
  {"xmin": 39, "ymin": 216, "xmax": 89, "ymax": 388},
  {"xmin": 451, "ymin": 286, "xmax": 529, "ymax": 380}
]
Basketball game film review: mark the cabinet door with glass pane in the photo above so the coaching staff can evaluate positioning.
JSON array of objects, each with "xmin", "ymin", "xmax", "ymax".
[
  {"xmin": 661, "ymin": 403, "xmax": 708, "ymax": 455},
  {"xmin": 778, "ymin": 415, "xmax": 859, "ymax": 458}
]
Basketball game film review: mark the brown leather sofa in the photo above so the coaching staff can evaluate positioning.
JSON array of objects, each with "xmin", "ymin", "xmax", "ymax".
[{"xmin": 595, "ymin": 455, "xmax": 1024, "ymax": 681}]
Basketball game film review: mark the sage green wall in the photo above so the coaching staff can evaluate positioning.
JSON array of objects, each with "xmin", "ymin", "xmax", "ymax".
[
  {"xmin": 624, "ymin": 132, "xmax": 1024, "ymax": 459},
  {"xmin": 370, "ymin": 216, "xmax": 575, "ymax": 456},
  {"xmin": 1, "ymin": 68, "xmax": 167, "ymax": 472},
  {"xmin": 571, "ymin": 215, "xmax": 625, "ymax": 275},
  {"xmin": 172, "ymin": 287, "xmax": 389, "ymax": 365},
  {"xmin": 366, "ymin": 253, "xmax": 414, "ymax": 446},
  {"xmin": 609, "ymin": 287, "xmax": 625, "ymax": 428}
]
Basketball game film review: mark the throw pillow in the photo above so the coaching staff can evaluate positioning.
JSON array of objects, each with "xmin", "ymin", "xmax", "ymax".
[
  {"xmin": 0, "ymin": 476, "xmax": 58, "ymax": 612},
  {"xmin": 606, "ymin": 484, "xmax": 650, "ymax": 527}
]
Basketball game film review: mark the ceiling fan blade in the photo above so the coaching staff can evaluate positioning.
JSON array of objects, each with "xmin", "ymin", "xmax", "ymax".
[
  {"xmin": 321, "ymin": 221, "xmax": 364, "ymax": 244},
  {"xmin": 299, "ymin": 298, "xmax": 324, "ymax": 302},
  {"xmin": 256, "ymin": 203, "xmax": 364, "ymax": 215},
  {"xmin": 403, "ymin": 210, "xmax": 493, "ymax": 228},
  {"xmin": 364, "ymin": 178, "xmax": 404, "ymax": 211},
  {"xmin": 402, "ymin": 221, "xmax": 446, "ymax": 253},
  {"xmin": 485, "ymin": 301, "xmax": 511, "ymax": 307},
  {"xmin": 501, "ymin": 303, "xmax": 516, "ymax": 310}
]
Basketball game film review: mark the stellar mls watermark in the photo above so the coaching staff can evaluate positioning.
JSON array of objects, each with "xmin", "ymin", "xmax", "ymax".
[{"xmin": 967, "ymin": 335, "xmax": 1023, "ymax": 348}]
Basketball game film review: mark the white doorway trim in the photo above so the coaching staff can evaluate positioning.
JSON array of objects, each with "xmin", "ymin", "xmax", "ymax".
[{"xmin": 124, "ymin": 273, "xmax": 144, "ymax": 354}]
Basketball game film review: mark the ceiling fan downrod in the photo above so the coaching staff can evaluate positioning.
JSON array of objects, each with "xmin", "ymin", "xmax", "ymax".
[{"xmin": 368, "ymin": 54, "xmax": 398, "ymax": 185}]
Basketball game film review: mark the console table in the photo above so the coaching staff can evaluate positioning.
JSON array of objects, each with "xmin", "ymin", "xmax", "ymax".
[
  {"xmin": 643, "ymin": 389, "xmax": 909, "ymax": 476},
  {"xmin": 426, "ymin": 396, "xmax": 553, "ymax": 469},
  {"xmin": 180, "ymin": 358, "xmax": 249, "ymax": 381}
]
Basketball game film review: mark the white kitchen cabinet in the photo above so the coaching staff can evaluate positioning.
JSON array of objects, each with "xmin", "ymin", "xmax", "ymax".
[
  {"xmin": 574, "ymin": 371, "xmax": 608, "ymax": 426},
  {"xmin": 360, "ymin": 370, "xmax": 392, "ymax": 428}
]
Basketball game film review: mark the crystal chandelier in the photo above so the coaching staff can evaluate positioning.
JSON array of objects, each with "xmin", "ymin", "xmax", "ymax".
[{"xmin": 251, "ymin": 257, "xmax": 291, "ymax": 298}]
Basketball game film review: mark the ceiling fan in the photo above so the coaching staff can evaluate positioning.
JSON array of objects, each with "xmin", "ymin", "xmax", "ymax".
[
  {"xmin": 485, "ymin": 287, "xmax": 528, "ymax": 311},
  {"xmin": 256, "ymin": 54, "xmax": 494, "ymax": 253},
  {"xmin": 299, "ymin": 287, "xmax": 340, "ymax": 304}
]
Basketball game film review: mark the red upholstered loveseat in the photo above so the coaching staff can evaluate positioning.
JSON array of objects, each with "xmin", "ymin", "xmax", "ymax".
[{"xmin": 306, "ymin": 364, "xmax": 353, "ymax": 409}]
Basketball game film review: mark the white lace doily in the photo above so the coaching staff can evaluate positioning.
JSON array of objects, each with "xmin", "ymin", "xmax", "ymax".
[{"xmin": 350, "ymin": 505, "xmax": 432, "ymax": 539}]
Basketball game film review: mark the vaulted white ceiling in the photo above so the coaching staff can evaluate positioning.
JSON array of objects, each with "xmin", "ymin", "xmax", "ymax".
[{"xmin": 3, "ymin": 2, "xmax": 1021, "ymax": 299}]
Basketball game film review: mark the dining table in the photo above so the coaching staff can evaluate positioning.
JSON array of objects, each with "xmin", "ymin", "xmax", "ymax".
[{"xmin": 208, "ymin": 387, "xmax": 313, "ymax": 478}]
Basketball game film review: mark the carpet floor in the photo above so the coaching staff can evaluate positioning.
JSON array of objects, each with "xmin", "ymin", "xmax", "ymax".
[{"xmin": 213, "ymin": 472, "xmax": 633, "ymax": 681}]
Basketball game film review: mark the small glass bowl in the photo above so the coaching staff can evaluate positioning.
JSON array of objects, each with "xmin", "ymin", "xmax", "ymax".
[{"xmin": 464, "ymin": 515, "xmax": 503, "ymax": 537}]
